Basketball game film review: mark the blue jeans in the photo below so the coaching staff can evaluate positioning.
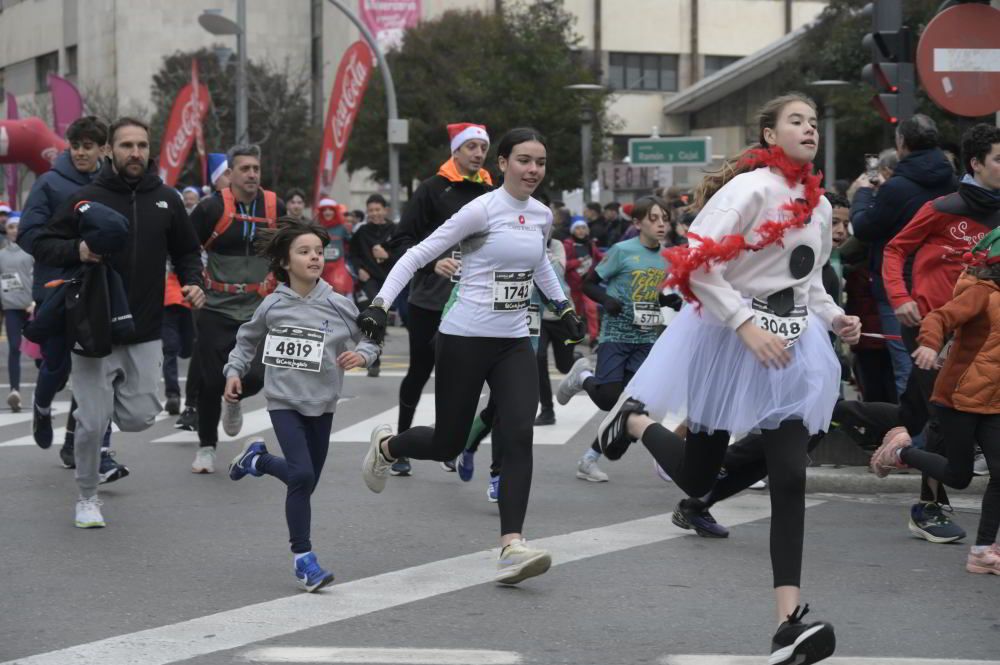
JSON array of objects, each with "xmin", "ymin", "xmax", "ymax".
[
  {"xmin": 258, "ymin": 410, "xmax": 334, "ymax": 554},
  {"xmin": 4, "ymin": 309, "xmax": 28, "ymax": 391},
  {"xmin": 875, "ymin": 296, "xmax": 911, "ymax": 400}
]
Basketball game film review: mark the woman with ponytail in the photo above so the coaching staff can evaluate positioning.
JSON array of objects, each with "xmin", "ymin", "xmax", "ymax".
[{"xmin": 596, "ymin": 93, "xmax": 861, "ymax": 665}]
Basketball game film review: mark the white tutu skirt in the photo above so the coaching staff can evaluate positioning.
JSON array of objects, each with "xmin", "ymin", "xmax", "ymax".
[{"xmin": 626, "ymin": 305, "xmax": 840, "ymax": 435}]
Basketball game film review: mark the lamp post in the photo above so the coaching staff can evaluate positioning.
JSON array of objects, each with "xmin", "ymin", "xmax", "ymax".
[
  {"xmin": 565, "ymin": 83, "xmax": 604, "ymax": 203},
  {"xmin": 809, "ymin": 79, "xmax": 850, "ymax": 187},
  {"xmin": 199, "ymin": 2, "xmax": 248, "ymax": 144}
]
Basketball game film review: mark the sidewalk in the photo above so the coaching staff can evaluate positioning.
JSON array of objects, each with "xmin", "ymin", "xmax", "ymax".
[{"xmin": 806, "ymin": 465, "xmax": 989, "ymax": 494}]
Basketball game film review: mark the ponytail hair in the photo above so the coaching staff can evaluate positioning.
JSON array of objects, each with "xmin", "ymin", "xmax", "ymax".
[{"xmin": 693, "ymin": 92, "xmax": 817, "ymax": 209}]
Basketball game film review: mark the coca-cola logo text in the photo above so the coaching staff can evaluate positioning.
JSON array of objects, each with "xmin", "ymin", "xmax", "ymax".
[
  {"xmin": 332, "ymin": 51, "xmax": 370, "ymax": 151},
  {"xmin": 166, "ymin": 88, "xmax": 207, "ymax": 168}
]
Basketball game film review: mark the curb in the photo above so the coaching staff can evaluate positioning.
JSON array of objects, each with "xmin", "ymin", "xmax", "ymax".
[{"xmin": 806, "ymin": 466, "xmax": 989, "ymax": 494}]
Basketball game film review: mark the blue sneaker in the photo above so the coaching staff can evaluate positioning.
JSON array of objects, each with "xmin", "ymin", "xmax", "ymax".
[
  {"xmin": 457, "ymin": 450, "xmax": 475, "ymax": 482},
  {"xmin": 390, "ymin": 457, "xmax": 412, "ymax": 476},
  {"xmin": 294, "ymin": 552, "xmax": 334, "ymax": 592},
  {"xmin": 487, "ymin": 475, "xmax": 500, "ymax": 503},
  {"xmin": 909, "ymin": 502, "xmax": 966, "ymax": 543},
  {"xmin": 671, "ymin": 499, "xmax": 729, "ymax": 538},
  {"xmin": 229, "ymin": 438, "xmax": 266, "ymax": 481}
]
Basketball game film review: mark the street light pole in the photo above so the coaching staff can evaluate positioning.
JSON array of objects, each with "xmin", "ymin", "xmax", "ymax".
[
  {"xmin": 565, "ymin": 83, "xmax": 604, "ymax": 204},
  {"xmin": 324, "ymin": 0, "xmax": 403, "ymax": 218},
  {"xmin": 236, "ymin": 0, "xmax": 248, "ymax": 144}
]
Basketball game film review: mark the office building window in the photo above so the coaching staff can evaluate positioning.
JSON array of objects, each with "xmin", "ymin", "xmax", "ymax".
[
  {"xmin": 35, "ymin": 51, "xmax": 58, "ymax": 92},
  {"xmin": 704, "ymin": 55, "xmax": 742, "ymax": 77},
  {"xmin": 608, "ymin": 52, "xmax": 679, "ymax": 92},
  {"xmin": 65, "ymin": 45, "xmax": 78, "ymax": 77}
]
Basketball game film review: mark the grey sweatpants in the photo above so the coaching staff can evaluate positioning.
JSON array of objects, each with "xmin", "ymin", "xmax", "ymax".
[{"xmin": 72, "ymin": 341, "xmax": 162, "ymax": 497}]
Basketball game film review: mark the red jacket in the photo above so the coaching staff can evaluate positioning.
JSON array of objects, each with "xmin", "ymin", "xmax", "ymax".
[
  {"xmin": 883, "ymin": 183, "xmax": 1000, "ymax": 316},
  {"xmin": 563, "ymin": 237, "xmax": 602, "ymax": 293}
]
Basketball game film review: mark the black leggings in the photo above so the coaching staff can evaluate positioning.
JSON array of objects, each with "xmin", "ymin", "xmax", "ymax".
[
  {"xmin": 387, "ymin": 334, "xmax": 538, "ymax": 535},
  {"xmin": 902, "ymin": 406, "xmax": 1000, "ymax": 546},
  {"xmin": 398, "ymin": 304, "xmax": 442, "ymax": 433},
  {"xmin": 196, "ymin": 309, "xmax": 265, "ymax": 447},
  {"xmin": 641, "ymin": 419, "xmax": 810, "ymax": 587},
  {"xmin": 537, "ymin": 320, "xmax": 576, "ymax": 410},
  {"xmin": 467, "ymin": 396, "xmax": 503, "ymax": 477}
]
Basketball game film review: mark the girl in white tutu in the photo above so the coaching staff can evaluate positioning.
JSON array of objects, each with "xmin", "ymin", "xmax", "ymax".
[{"xmin": 596, "ymin": 93, "xmax": 860, "ymax": 665}]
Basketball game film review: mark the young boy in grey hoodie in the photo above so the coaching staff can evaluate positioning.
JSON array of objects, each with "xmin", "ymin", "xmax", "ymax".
[{"xmin": 224, "ymin": 220, "xmax": 379, "ymax": 592}]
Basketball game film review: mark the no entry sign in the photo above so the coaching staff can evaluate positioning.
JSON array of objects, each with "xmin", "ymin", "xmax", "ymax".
[{"xmin": 916, "ymin": 3, "xmax": 1000, "ymax": 117}]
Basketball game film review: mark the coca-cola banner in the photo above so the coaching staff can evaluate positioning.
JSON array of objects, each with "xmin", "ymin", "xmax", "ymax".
[
  {"xmin": 359, "ymin": 0, "xmax": 421, "ymax": 51},
  {"xmin": 47, "ymin": 74, "xmax": 83, "ymax": 138},
  {"xmin": 157, "ymin": 80, "xmax": 210, "ymax": 187},
  {"xmin": 313, "ymin": 40, "xmax": 374, "ymax": 209}
]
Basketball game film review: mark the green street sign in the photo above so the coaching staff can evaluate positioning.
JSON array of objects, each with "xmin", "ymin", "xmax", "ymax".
[{"xmin": 628, "ymin": 136, "xmax": 711, "ymax": 166}]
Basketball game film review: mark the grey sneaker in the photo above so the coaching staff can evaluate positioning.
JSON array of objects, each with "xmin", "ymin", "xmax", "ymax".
[
  {"xmin": 576, "ymin": 456, "xmax": 609, "ymax": 482},
  {"xmin": 556, "ymin": 357, "xmax": 592, "ymax": 405},
  {"xmin": 191, "ymin": 447, "xmax": 216, "ymax": 474},
  {"xmin": 496, "ymin": 539, "xmax": 552, "ymax": 585},
  {"xmin": 362, "ymin": 424, "xmax": 394, "ymax": 493},
  {"xmin": 221, "ymin": 399, "xmax": 243, "ymax": 437}
]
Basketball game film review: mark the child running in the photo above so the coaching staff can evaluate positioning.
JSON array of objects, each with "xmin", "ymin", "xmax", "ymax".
[
  {"xmin": 871, "ymin": 226, "xmax": 1000, "ymax": 575},
  {"xmin": 224, "ymin": 219, "xmax": 379, "ymax": 592},
  {"xmin": 0, "ymin": 214, "xmax": 33, "ymax": 412},
  {"xmin": 596, "ymin": 93, "xmax": 861, "ymax": 665}
]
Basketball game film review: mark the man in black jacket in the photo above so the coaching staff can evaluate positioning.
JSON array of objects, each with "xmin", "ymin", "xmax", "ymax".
[
  {"xmin": 34, "ymin": 118, "xmax": 205, "ymax": 529},
  {"xmin": 383, "ymin": 122, "xmax": 493, "ymax": 475},
  {"xmin": 850, "ymin": 114, "xmax": 956, "ymax": 400}
]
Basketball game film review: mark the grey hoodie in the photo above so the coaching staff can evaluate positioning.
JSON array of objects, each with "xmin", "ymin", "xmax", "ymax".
[{"xmin": 225, "ymin": 280, "xmax": 379, "ymax": 416}]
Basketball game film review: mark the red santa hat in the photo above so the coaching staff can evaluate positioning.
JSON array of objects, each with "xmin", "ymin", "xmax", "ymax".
[
  {"xmin": 0, "ymin": 201, "xmax": 10, "ymax": 214},
  {"xmin": 447, "ymin": 123, "xmax": 490, "ymax": 153},
  {"xmin": 317, "ymin": 197, "xmax": 337, "ymax": 210}
]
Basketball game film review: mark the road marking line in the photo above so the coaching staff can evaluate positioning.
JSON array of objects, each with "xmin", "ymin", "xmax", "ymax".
[
  {"xmin": 1, "ymin": 494, "xmax": 814, "ymax": 665},
  {"xmin": 0, "ymin": 401, "xmax": 69, "ymax": 428},
  {"xmin": 662, "ymin": 657, "xmax": 1000, "ymax": 665},
  {"xmin": 0, "ymin": 411, "xmax": 169, "ymax": 448},
  {"xmin": 934, "ymin": 48, "xmax": 1000, "ymax": 73},
  {"xmin": 329, "ymin": 397, "xmax": 437, "ymax": 443},
  {"xmin": 242, "ymin": 647, "xmax": 522, "ymax": 664},
  {"xmin": 154, "ymin": 408, "xmax": 275, "ymax": 443}
]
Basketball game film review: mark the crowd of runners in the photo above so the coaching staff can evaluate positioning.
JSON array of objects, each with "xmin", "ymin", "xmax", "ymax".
[{"xmin": 5, "ymin": 94, "xmax": 999, "ymax": 665}]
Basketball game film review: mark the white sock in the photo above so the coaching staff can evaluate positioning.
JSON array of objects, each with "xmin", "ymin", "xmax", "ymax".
[
  {"xmin": 294, "ymin": 551, "xmax": 312, "ymax": 563},
  {"xmin": 583, "ymin": 448, "xmax": 601, "ymax": 463},
  {"xmin": 971, "ymin": 545, "xmax": 990, "ymax": 554},
  {"xmin": 579, "ymin": 370, "xmax": 594, "ymax": 383},
  {"xmin": 35, "ymin": 404, "xmax": 51, "ymax": 415}
]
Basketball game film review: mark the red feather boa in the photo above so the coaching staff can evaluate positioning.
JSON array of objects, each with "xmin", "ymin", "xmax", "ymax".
[{"xmin": 663, "ymin": 146, "xmax": 824, "ymax": 305}]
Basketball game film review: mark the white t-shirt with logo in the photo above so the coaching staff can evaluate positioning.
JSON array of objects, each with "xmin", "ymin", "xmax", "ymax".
[{"xmin": 377, "ymin": 187, "xmax": 564, "ymax": 338}]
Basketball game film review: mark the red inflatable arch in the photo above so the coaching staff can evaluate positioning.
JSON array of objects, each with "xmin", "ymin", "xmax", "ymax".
[{"xmin": 0, "ymin": 117, "xmax": 67, "ymax": 174}]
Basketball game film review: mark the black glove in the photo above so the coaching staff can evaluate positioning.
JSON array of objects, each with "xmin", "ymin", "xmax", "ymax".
[
  {"xmin": 658, "ymin": 292, "xmax": 683, "ymax": 311},
  {"xmin": 553, "ymin": 301, "xmax": 586, "ymax": 345},
  {"xmin": 602, "ymin": 296, "xmax": 624, "ymax": 317},
  {"xmin": 356, "ymin": 302, "xmax": 388, "ymax": 344}
]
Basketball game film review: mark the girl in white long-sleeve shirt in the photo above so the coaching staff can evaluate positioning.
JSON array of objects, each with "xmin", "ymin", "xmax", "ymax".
[
  {"xmin": 356, "ymin": 128, "xmax": 585, "ymax": 586},
  {"xmin": 597, "ymin": 94, "xmax": 861, "ymax": 665}
]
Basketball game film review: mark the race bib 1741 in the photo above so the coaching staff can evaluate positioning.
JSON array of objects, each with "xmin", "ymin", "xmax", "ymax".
[
  {"xmin": 263, "ymin": 326, "xmax": 325, "ymax": 372},
  {"xmin": 492, "ymin": 270, "xmax": 533, "ymax": 311}
]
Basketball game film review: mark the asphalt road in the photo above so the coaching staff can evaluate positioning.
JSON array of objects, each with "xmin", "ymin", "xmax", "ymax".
[{"xmin": 0, "ymin": 332, "xmax": 996, "ymax": 665}]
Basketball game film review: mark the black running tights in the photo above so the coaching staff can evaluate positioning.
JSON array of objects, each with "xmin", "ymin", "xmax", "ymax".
[
  {"xmin": 641, "ymin": 419, "xmax": 810, "ymax": 587},
  {"xmin": 537, "ymin": 320, "xmax": 577, "ymax": 410},
  {"xmin": 387, "ymin": 334, "xmax": 538, "ymax": 535},
  {"xmin": 398, "ymin": 304, "xmax": 442, "ymax": 433},
  {"xmin": 901, "ymin": 406, "xmax": 1000, "ymax": 546}
]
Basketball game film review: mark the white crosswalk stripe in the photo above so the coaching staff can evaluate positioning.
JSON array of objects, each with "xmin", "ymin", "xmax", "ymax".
[
  {"xmin": 0, "ymin": 411, "xmax": 171, "ymax": 448},
  {"xmin": 0, "ymin": 400, "xmax": 69, "ymax": 429}
]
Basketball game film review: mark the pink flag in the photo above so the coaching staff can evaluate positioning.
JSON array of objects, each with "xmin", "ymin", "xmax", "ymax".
[
  {"xmin": 48, "ymin": 74, "xmax": 83, "ymax": 139},
  {"xmin": 5, "ymin": 93, "xmax": 18, "ymax": 208}
]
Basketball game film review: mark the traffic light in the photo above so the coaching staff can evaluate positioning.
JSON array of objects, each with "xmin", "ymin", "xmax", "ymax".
[{"xmin": 861, "ymin": 1, "xmax": 915, "ymax": 124}]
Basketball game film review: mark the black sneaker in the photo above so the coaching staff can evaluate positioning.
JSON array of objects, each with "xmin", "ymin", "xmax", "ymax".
[
  {"xmin": 165, "ymin": 394, "xmax": 181, "ymax": 416},
  {"xmin": 175, "ymin": 406, "xmax": 198, "ymax": 431},
  {"xmin": 390, "ymin": 457, "xmax": 412, "ymax": 476},
  {"xmin": 98, "ymin": 451, "xmax": 130, "ymax": 485},
  {"xmin": 769, "ymin": 604, "xmax": 835, "ymax": 665},
  {"xmin": 671, "ymin": 499, "xmax": 730, "ymax": 538},
  {"xmin": 909, "ymin": 502, "xmax": 966, "ymax": 543},
  {"xmin": 59, "ymin": 438, "xmax": 75, "ymax": 469},
  {"xmin": 596, "ymin": 392, "xmax": 648, "ymax": 461},
  {"xmin": 33, "ymin": 404, "xmax": 54, "ymax": 450},
  {"xmin": 534, "ymin": 408, "xmax": 555, "ymax": 426}
]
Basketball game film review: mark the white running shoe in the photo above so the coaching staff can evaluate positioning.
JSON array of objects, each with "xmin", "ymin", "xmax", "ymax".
[
  {"xmin": 750, "ymin": 478, "xmax": 768, "ymax": 490},
  {"xmin": 973, "ymin": 453, "xmax": 989, "ymax": 476},
  {"xmin": 221, "ymin": 399, "xmax": 243, "ymax": 437},
  {"xmin": 576, "ymin": 457, "xmax": 609, "ymax": 482},
  {"xmin": 75, "ymin": 496, "xmax": 105, "ymax": 528},
  {"xmin": 362, "ymin": 424, "xmax": 394, "ymax": 493},
  {"xmin": 192, "ymin": 447, "xmax": 216, "ymax": 474},
  {"xmin": 496, "ymin": 539, "xmax": 552, "ymax": 585},
  {"xmin": 555, "ymin": 357, "xmax": 592, "ymax": 406},
  {"xmin": 7, "ymin": 389, "xmax": 21, "ymax": 412}
]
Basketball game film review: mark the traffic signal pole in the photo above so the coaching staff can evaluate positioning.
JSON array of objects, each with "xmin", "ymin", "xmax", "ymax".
[{"xmin": 861, "ymin": 0, "xmax": 916, "ymax": 125}]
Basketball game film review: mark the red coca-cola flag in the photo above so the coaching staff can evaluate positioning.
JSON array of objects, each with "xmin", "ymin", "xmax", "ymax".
[
  {"xmin": 313, "ymin": 40, "xmax": 375, "ymax": 209},
  {"xmin": 157, "ymin": 73, "xmax": 211, "ymax": 188},
  {"xmin": 190, "ymin": 60, "xmax": 208, "ymax": 186}
]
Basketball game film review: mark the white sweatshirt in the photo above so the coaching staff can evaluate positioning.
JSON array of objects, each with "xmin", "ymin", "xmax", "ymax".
[
  {"xmin": 377, "ymin": 187, "xmax": 565, "ymax": 338},
  {"xmin": 687, "ymin": 167, "xmax": 843, "ymax": 330}
]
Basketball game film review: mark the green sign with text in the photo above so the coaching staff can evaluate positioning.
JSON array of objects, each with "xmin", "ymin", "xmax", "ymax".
[{"xmin": 628, "ymin": 137, "xmax": 711, "ymax": 166}]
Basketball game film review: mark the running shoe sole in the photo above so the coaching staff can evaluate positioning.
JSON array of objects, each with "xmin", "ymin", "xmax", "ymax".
[
  {"xmin": 575, "ymin": 469, "xmax": 609, "ymax": 482},
  {"xmin": 908, "ymin": 519, "xmax": 965, "ymax": 544},
  {"xmin": 99, "ymin": 464, "xmax": 129, "ymax": 484},
  {"xmin": 74, "ymin": 519, "xmax": 105, "ymax": 529},
  {"xmin": 362, "ymin": 425, "xmax": 393, "ymax": 493},
  {"xmin": 769, "ymin": 623, "xmax": 835, "ymax": 665},
  {"xmin": 967, "ymin": 562, "xmax": 1000, "ymax": 575},
  {"xmin": 495, "ymin": 551, "xmax": 552, "ymax": 585},
  {"xmin": 299, "ymin": 571, "xmax": 335, "ymax": 592}
]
